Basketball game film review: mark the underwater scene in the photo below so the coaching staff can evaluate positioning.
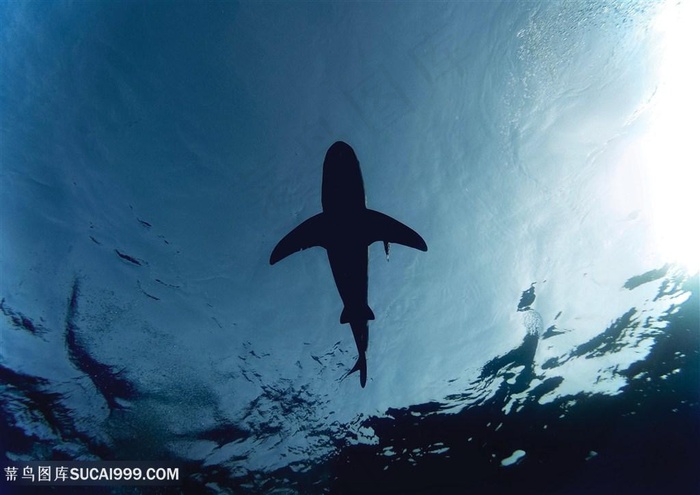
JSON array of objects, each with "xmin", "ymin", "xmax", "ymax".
[{"xmin": 1, "ymin": 1, "xmax": 698, "ymax": 494}]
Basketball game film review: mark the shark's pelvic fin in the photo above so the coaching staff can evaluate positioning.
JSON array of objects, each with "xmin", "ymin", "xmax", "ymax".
[
  {"xmin": 270, "ymin": 213, "xmax": 326, "ymax": 265},
  {"xmin": 364, "ymin": 209, "xmax": 428, "ymax": 252},
  {"xmin": 340, "ymin": 305, "xmax": 375, "ymax": 324}
]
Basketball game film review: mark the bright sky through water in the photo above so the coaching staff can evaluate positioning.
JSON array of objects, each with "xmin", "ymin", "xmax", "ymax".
[{"xmin": 642, "ymin": 0, "xmax": 700, "ymax": 271}]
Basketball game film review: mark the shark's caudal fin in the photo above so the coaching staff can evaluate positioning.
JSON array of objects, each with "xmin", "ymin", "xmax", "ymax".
[
  {"xmin": 344, "ymin": 352, "xmax": 367, "ymax": 388},
  {"xmin": 364, "ymin": 209, "xmax": 428, "ymax": 252},
  {"xmin": 343, "ymin": 320, "xmax": 369, "ymax": 387},
  {"xmin": 269, "ymin": 213, "xmax": 326, "ymax": 265}
]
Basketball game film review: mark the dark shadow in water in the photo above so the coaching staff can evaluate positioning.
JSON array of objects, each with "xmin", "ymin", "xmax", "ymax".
[
  {"xmin": 517, "ymin": 283, "xmax": 536, "ymax": 311},
  {"xmin": 623, "ymin": 264, "xmax": 670, "ymax": 290},
  {"xmin": 1, "ymin": 280, "xmax": 139, "ymax": 465},
  {"xmin": 0, "ymin": 365, "xmax": 74, "ymax": 457},
  {"xmin": 65, "ymin": 279, "xmax": 138, "ymax": 410},
  {"xmin": 0, "ymin": 298, "xmax": 48, "ymax": 337}
]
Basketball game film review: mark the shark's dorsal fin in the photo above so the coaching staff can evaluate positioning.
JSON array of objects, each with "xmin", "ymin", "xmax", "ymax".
[
  {"xmin": 270, "ymin": 213, "xmax": 326, "ymax": 265},
  {"xmin": 364, "ymin": 209, "xmax": 428, "ymax": 252}
]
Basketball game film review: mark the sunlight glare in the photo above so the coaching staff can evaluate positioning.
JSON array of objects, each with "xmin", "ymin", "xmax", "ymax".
[{"xmin": 642, "ymin": 0, "xmax": 700, "ymax": 272}]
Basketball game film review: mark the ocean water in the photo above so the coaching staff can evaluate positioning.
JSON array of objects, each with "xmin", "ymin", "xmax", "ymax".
[{"xmin": 1, "ymin": 1, "xmax": 698, "ymax": 494}]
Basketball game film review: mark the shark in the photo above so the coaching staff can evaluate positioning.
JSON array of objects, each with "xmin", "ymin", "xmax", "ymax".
[{"xmin": 270, "ymin": 141, "xmax": 427, "ymax": 387}]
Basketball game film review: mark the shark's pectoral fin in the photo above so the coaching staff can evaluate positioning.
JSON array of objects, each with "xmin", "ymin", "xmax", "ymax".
[
  {"xmin": 270, "ymin": 213, "xmax": 326, "ymax": 265},
  {"xmin": 340, "ymin": 305, "xmax": 375, "ymax": 324},
  {"xmin": 364, "ymin": 209, "xmax": 427, "ymax": 252}
]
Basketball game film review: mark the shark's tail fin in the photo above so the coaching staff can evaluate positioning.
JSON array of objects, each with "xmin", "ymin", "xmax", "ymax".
[
  {"xmin": 344, "ymin": 353, "xmax": 367, "ymax": 388},
  {"xmin": 342, "ymin": 320, "xmax": 369, "ymax": 387}
]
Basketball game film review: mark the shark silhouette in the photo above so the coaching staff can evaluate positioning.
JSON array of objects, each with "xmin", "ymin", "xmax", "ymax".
[{"xmin": 270, "ymin": 141, "xmax": 427, "ymax": 387}]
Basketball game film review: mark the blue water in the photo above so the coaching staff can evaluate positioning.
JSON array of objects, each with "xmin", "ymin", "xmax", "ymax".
[{"xmin": 1, "ymin": 1, "xmax": 698, "ymax": 494}]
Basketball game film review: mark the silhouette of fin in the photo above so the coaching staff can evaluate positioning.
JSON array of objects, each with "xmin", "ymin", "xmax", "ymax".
[
  {"xmin": 340, "ymin": 305, "xmax": 375, "ymax": 324},
  {"xmin": 270, "ymin": 213, "xmax": 326, "ymax": 265},
  {"xmin": 364, "ymin": 209, "xmax": 427, "ymax": 251},
  {"xmin": 343, "ymin": 353, "xmax": 367, "ymax": 388}
]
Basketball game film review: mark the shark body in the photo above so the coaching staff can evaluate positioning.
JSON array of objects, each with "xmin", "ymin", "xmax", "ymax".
[{"xmin": 270, "ymin": 141, "xmax": 427, "ymax": 387}]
